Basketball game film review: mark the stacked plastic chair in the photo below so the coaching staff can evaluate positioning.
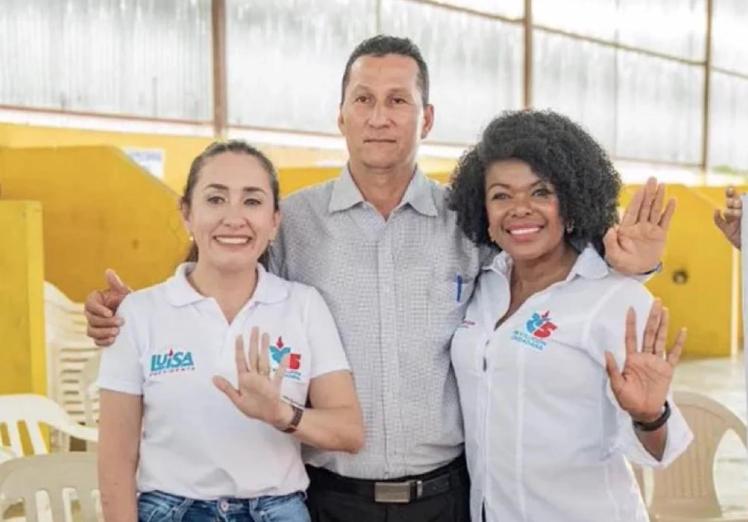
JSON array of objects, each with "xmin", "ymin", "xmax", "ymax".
[{"xmin": 43, "ymin": 283, "xmax": 100, "ymax": 429}]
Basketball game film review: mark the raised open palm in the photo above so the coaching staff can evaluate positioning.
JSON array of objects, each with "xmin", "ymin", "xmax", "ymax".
[
  {"xmin": 604, "ymin": 300, "xmax": 686, "ymax": 423},
  {"xmin": 213, "ymin": 326, "xmax": 289, "ymax": 427},
  {"xmin": 604, "ymin": 178, "xmax": 675, "ymax": 276}
]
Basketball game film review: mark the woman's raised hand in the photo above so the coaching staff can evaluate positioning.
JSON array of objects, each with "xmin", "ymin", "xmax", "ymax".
[
  {"xmin": 213, "ymin": 326, "xmax": 291, "ymax": 428},
  {"xmin": 605, "ymin": 300, "xmax": 686, "ymax": 424}
]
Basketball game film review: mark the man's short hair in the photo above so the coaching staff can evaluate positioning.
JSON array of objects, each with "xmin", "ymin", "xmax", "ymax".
[{"xmin": 340, "ymin": 34, "xmax": 430, "ymax": 107}]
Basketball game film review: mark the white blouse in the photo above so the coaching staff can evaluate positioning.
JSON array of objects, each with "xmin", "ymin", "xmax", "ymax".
[{"xmin": 451, "ymin": 245, "xmax": 693, "ymax": 522}]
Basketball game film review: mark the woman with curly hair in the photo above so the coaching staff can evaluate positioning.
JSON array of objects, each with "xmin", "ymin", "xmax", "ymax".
[{"xmin": 448, "ymin": 110, "xmax": 692, "ymax": 522}]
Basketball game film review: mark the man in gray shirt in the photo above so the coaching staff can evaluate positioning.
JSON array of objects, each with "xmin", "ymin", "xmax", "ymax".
[
  {"xmin": 86, "ymin": 35, "xmax": 670, "ymax": 522},
  {"xmin": 271, "ymin": 36, "xmax": 482, "ymax": 522}
]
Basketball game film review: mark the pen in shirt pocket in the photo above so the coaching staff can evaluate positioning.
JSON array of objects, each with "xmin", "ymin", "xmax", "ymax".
[{"xmin": 455, "ymin": 273, "xmax": 463, "ymax": 303}]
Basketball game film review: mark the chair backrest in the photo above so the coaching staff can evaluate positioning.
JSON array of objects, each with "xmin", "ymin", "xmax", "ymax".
[
  {"xmin": 647, "ymin": 390, "xmax": 748, "ymax": 519},
  {"xmin": 43, "ymin": 283, "xmax": 100, "ymax": 426},
  {"xmin": 0, "ymin": 394, "xmax": 97, "ymax": 456},
  {"xmin": 43, "ymin": 283, "xmax": 84, "ymax": 315},
  {"xmin": 0, "ymin": 453, "xmax": 100, "ymax": 522},
  {"xmin": 53, "ymin": 345, "xmax": 100, "ymax": 427},
  {"xmin": 78, "ymin": 353, "xmax": 101, "ymax": 428}
]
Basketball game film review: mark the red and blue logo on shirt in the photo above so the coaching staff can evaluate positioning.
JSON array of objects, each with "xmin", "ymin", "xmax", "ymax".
[
  {"xmin": 525, "ymin": 311, "xmax": 558, "ymax": 339},
  {"xmin": 150, "ymin": 348, "xmax": 195, "ymax": 376},
  {"xmin": 269, "ymin": 337, "xmax": 302, "ymax": 381},
  {"xmin": 511, "ymin": 311, "xmax": 558, "ymax": 350}
]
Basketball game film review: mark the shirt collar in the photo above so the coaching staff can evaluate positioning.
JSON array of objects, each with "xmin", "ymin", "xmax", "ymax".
[
  {"xmin": 165, "ymin": 263, "xmax": 289, "ymax": 307},
  {"xmin": 484, "ymin": 243, "xmax": 610, "ymax": 281},
  {"xmin": 399, "ymin": 168, "xmax": 439, "ymax": 217},
  {"xmin": 328, "ymin": 165, "xmax": 438, "ymax": 217}
]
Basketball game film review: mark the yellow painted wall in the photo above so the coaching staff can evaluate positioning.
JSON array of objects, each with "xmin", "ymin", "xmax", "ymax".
[
  {"xmin": 0, "ymin": 122, "xmax": 212, "ymax": 193},
  {"xmin": 0, "ymin": 146, "xmax": 190, "ymax": 302},
  {"xmin": 0, "ymin": 201, "xmax": 46, "ymax": 394},
  {"xmin": 620, "ymin": 185, "xmax": 734, "ymax": 357},
  {"xmin": 0, "ymin": 122, "xmax": 460, "ymax": 196},
  {"xmin": 692, "ymin": 185, "xmax": 748, "ymax": 353},
  {"xmin": 278, "ymin": 167, "xmax": 341, "ymax": 196}
]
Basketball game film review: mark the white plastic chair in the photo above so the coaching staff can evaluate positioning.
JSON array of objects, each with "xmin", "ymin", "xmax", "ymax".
[
  {"xmin": 0, "ymin": 449, "xmax": 16, "ymax": 465},
  {"xmin": 78, "ymin": 353, "xmax": 101, "ymax": 428},
  {"xmin": 637, "ymin": 391, "xmax": 748, "ymax": 522},
  {"xmin": 0, "ymin": 395, "xmax": 97, "ymax": 457},
  {"xmin": 43, "ymin": 283, "xmax": 100, "ymax": 427},
  {"xmin": 43, "ymin": 283, "xmax": 88, "ymax": 345},
  {"xmin": 0, "ymin": 453, "xmax": 101, "ymax": 522},
  {"xmin": 48, "ymin": 343, "xmax": 99, "ymax": 429},
  {"xmin": 43, "ymin": 283, "xmax": 83, "ymax": 315}
]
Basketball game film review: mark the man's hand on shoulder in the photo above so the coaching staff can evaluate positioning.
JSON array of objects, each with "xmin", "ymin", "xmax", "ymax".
[{"xmin": 84, "ymin": 269, "xmax": 131, "ymax": 347}]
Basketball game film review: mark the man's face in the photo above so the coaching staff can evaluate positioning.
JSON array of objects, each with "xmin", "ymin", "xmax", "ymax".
[{"xmin": 338, "ymin": 54, "xmax": 434, "ymax": 173}]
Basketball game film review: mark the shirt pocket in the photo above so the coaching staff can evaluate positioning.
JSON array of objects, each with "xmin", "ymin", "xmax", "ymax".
[{"xmin": 429, "ymin": 271, "xmax": 476, "ymax": 341}]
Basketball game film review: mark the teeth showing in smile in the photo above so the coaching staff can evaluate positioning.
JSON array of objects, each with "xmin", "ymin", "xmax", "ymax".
[
  {"xmin": 508, "ymin": 227, "xmax": 541, "ymax": 236},
  {"xmin": 215, "ymin": 236, "xmax": 250, "ymax": 245}
]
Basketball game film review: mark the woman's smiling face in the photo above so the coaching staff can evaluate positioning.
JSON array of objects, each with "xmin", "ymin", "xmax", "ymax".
[
  {"xmin": 183, "ymin": 151, "xmax": 280, "ymax": 274},
  {"xmin": 484, "ymin": 159, "xmax": 566, "ymax": 261}
]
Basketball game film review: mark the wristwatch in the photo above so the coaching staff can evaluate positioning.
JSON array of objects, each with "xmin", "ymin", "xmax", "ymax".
[
  {"xmin": 282, "ymin": 404, "xmax": 304, "ymax": 434},
  {"xmin": 632, "ymin": 401, "xmax": 671, "ymax": 432}
]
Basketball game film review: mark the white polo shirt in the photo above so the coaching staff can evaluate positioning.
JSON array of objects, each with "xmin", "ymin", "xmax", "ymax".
[
  {"xmin": 97, "ymin": 263, "xmax": 350, "ymax": 500},
  {"xmin": 451, "ymin": 245, "xmax": 693, "ymax": 522}
]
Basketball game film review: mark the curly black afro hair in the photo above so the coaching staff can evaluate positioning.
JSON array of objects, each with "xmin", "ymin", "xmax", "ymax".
[{"xmin": 448, "ymin": 110, "xmax": 621, "ymax": 255}]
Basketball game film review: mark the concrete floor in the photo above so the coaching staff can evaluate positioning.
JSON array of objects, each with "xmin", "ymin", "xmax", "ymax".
[{"xmin": 672, "ymin": 353, "xmax": 748, "ymax": 516}]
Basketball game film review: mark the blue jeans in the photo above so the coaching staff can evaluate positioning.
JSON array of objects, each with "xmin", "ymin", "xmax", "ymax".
[{"xmin": 138, "ymin": 490, "xmax": 310, "ymax": 522}]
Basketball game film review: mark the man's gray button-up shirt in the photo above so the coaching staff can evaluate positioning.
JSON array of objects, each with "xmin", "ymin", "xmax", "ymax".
[{"xmin": 269, "ymin": 167, "xmax": 487, "ymax": 479}]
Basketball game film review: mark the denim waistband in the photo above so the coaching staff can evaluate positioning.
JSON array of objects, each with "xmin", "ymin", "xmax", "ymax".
[{"xmin": 138, "ymin": 489, "xmax": 309, "ymax": 521}]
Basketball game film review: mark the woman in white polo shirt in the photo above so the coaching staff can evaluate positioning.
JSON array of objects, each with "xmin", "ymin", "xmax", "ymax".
[
  {"xmin": 447, "ymin": 111, "xmax": 693, "ymax": 522},
  {"xmin": 97, "ymin": 140, "xmax": 363, "ymax": 522}
]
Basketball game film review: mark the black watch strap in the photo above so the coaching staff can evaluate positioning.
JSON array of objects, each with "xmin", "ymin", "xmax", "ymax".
[
  {"xmin": 282, "ymin": 404, "xmax": 304, "ymax": 433},
  {"xmin": 632, "ymin": 401, "xmax": 671, "ymax": 432}
]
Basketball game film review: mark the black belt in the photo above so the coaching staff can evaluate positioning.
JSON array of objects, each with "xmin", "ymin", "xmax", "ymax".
[{"xmin": 307, "ymin": 455, "xmax": 468, "ymax": 504}]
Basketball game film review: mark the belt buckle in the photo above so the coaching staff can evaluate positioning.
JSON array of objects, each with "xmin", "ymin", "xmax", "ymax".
[{"xmin": 374, "ymin": 480, "xmax": 422, "ymax": 503}]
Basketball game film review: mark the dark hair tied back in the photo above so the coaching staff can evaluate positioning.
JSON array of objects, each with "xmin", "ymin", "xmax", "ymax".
[{"xmin": 182, "ymin": 140, "xmax": 280, "ymax": 263}]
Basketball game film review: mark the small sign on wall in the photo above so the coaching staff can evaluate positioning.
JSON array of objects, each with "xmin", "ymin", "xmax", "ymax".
[{"xmin": 124, "ymin": 148, "xmax": 165, "ymax": 179}]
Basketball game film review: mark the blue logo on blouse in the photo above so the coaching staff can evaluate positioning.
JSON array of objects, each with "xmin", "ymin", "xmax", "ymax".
[
  {"xmin": 269, "ymin": 336, "xmax": 302, "ymax": 381},
  {"xmin": 511, "ymin": 311, "xmax": 558, "ymax": 351},
  {"xmin": 150, "ymin": 349, "xmax": 195, "ymax": 376}
]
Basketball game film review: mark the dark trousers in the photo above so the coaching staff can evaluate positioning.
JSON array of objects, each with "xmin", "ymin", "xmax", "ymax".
[{"xmin": 306, "ymin": 456, "xmax": 470, "ymax": 522}]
